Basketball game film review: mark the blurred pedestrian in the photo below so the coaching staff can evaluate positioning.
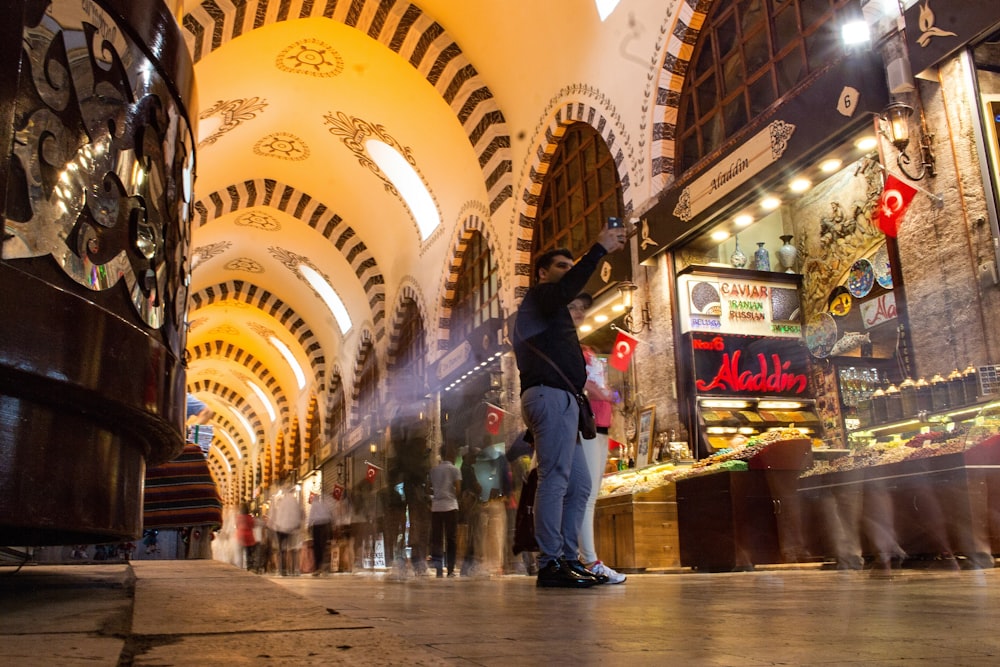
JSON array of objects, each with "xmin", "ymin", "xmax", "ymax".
[
  {"xmin": 307, "ymin": 490, "xmax": 334, "ymax": 575},
  {"xmin": 429, "ymin": 445, "xmax": 462, "ymax": 577},
  {"xmin": 235, "ymin": 502, "xmax": 257, "ymax": 571},
  {"xmin": 269, "ymin": 476, "xmax": 304, "ymax": 576}
]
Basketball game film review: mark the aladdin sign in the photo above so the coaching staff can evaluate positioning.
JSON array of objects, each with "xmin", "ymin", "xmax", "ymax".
[
  {"xmin": 692, "ymin": 334, "xmax": 810, "ymax": 397},
  {"xmin": 673, "ymin": 120, "xmax": 796, "ymax": 222}
]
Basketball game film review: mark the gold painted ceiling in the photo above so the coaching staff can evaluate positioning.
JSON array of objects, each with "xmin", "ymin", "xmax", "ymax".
[{"xmin": 175, "ymin": 0, "xmax": 683, "ymax": 484}]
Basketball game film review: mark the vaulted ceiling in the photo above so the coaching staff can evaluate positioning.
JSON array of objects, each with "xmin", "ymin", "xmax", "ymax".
[{"xmin": 175, "ymin": 0, "xmax": 684, "ymax": 483}]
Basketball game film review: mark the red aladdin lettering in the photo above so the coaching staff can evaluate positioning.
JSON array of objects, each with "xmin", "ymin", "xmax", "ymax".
[{"xmin": 696, "ymin": 350, "xmax": 807, "ymax": 394}]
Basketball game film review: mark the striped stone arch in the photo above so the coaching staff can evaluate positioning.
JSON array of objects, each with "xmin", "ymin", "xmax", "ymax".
[
  {"xmin": 181, "ymin": 1, "xmax": 512, "ymax": 214},
  {"xmin": 649, "ymin": 0, "xmax": 711, "ymax": 192},
  {"xmin": 348, "ymin": 327, "xmax": 376, "ymax": 426},
  {"xmin": 188, "ymin": 340, "xmax": 291, "ymax": 427},
  {"xmin": 434, "ymin": 213, "xmax": 502, "ymax": 353},
  {"xmin": 192, "ymin": 179, "xmax": 386, "ymax": 341},
  {"xmin": 205, "ymin": 456, "xmax": 231, "ymax": 500},
  {"xmin": 189, "ymin": 379, "xmax": 265, "ymax": 454},
  {"xmin": 511, "ymin": 102, "xmax": 635, "ymax": 302},
  {"xmin": 384, "ymin": 279, "xmax": 428, "ymax": 368},
  {"xmin": 189, "ymin": 280, "xmax": 328, "ymax": 391}
]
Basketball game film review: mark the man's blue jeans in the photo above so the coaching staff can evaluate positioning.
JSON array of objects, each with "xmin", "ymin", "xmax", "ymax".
[{"xmin": 521, "ymin": 385, "xmax": 591, "ymax": 567}]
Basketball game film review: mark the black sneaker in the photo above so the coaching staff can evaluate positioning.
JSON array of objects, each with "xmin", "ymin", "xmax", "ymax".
[
  {"xmin": 536, "ymin": 559, "xmax": 597, "ymax": 588},
  {"xmin": 562, "ymin": 558, "xmax": 608, "ymax": 584}
]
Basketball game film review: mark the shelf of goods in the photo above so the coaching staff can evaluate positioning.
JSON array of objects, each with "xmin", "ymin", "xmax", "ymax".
[
  {"xmin": 675, "ymin": 430, "xmax": 813, "ymax": 571},
  {"xmin": 594, "ymin": 463, "xmax": 687, "ymax": 571},
  {"xmin": 799, "ymin": 402, "xmax": 1000, "ymax": 569}
]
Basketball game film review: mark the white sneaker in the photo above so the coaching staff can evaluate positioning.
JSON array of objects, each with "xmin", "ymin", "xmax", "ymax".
[{"xmin": 591, "ymin": 561, "xmax": 626, "ymax": 584}]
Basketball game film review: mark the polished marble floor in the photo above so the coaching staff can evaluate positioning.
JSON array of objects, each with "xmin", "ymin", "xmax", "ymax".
[
  {"xmin": 3, "ymin": 559, "xmax": 1000, "ymax": 665},
  {"xmin": 274, "ymin": 564, "xmax": 1000, "ymax": 666}
]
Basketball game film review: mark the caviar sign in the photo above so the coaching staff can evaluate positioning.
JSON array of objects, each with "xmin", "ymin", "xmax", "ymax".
[
  {"xmin": 692, "ymin": 334, "xmax": 810, "ymax": 397},
  {"xmin": 678, "ymin": 274, "xmax": 802, "ymax": 339}
]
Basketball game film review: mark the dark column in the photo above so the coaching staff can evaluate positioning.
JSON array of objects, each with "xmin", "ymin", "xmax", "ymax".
[{"xmin": 0, "ymin": 0, "xmax": 194, "ymax": 545}]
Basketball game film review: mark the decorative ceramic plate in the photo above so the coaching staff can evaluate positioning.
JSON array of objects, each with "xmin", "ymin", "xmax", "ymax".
[
  {"xmin": 847, "ymin": 258, "xmax": 875, "ymax": 298},
  {"xmin": 872, "ymin": 244, "xmax": 893, "ymax": 289},
  {"xmin": 826, "ymin": 286, "xmax": 853, "ymax": 317},
  {"xmin": 805, "ymin": 312, "xmax": 838, "ymax": 358}
]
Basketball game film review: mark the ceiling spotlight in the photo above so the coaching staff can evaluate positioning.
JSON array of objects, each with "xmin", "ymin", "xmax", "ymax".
[
  {"xmin": 789, "ymin": 178, "xmax": 811, "ymax": 193},
  {"xmin": 819, "ymin": 158, "xmax": 842, "ymax": 173},
  {"xmin": 710, "ymin": 230, "xmax": 730, "ymax": 242},
  {"xmin": 734, "ymin": 214, "xmax": 753, "ymax": 227},
  {"xmin": 855, "ymin": 136, "xmax": 878, "ymax": 151},
  {"xmin": 760, "ymin": 197, "xmax": 781, "ymax": 211}
]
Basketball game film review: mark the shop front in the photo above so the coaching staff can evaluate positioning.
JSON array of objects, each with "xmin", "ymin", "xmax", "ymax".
[
  {"xmin": 593, "ymin": 5, "xmax": 1000, "ymax": 571},
  {"xmin": 640, "ymin": 48, "xmax": 892, "ymax": 456}
]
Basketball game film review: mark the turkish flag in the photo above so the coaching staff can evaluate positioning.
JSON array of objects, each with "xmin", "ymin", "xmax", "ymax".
[
  {"xmin": 608, "ymin": 330, "xmax": 639, "ymax": 371},
  {"xmin": 366, "ymin": 463, "xmax": 377, "ymax": 484},
  {"xmin": 332, "ymin": 483, "xmax": 344, "ymax": 500},
  {"xmin": 485, "ymin": 404, "xmax": 504, "ymax": 435},
  {"xmin": 876, "ymin": 174, "xmax": 918, "ymax": 238}
]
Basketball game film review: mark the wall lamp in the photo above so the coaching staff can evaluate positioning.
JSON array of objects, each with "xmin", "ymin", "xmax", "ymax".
[
  {"xmin": 617, "ymin": 281, "xmax": 652, "ymax": 334},
  {"xmin": 882, "ymin": 101, "xmax": 936, "ymax": 181}
]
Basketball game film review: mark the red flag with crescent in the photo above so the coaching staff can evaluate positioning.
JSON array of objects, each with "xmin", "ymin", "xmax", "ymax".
[
  {"xmin": 365, "ymin": 463, "xmax": 377, "ymax": 484},
  {"xmin": 332, "ymin": 483, "xmax": 345, "ymax": 500},
  {"xmin": 485, "ymin": 404, "xmax": 504, "ymax": 435},
  {"xmin": 609, "ymin": 330, "xmax": 639, "ymax": 371},
  {"xmin": 876, "ymin": 174, "xmax": 917, "ymax": 238}
]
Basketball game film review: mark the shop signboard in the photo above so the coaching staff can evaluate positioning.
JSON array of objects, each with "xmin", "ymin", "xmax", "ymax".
[
  {"xmin": 903, "ymin": 0, "xmax": 1000, "ymax": 77},
  {"xmin": 691, "ymin": 333, "xmax": 810, "ymax": 398},
  {"xmin": 677, "ymin": 271, "xmax": 802, "ymax": 339},
  {"xmin": 671, "ymin": 120, "xmax": 796, "ymax": 224},
  {"xmin": 860, "ymin": 291, "xmax": 897, "ymax": 329},
  {"xmin": 429, "ymin": 317, "xmax": 503, "ymax": 388}
]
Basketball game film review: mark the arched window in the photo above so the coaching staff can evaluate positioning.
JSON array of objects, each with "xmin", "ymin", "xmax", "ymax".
[
  {"xmin": 327, "ymin": 374, "xmax": 346, "ymax": 453},
  {"xmin": 535, "ymin": 122, "xmax": 624, "ymax": 259},
  {"xmin": 449, "ymin": 231, "xmax": 499, "ymax": 346},
  {"xmin": 677, "ymin": 0, "xmax": 857, "ymax": 172},
  {"xmin": 393, "ymin": 298, "xmax": 425, "ymax": 384},
  {"xmin": 355, "ymin": 341, "xmax": 379, "ymax": 431}
]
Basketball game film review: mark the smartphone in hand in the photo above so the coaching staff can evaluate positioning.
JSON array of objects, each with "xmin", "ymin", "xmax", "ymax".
[{"xmin": 608, "ymin": 217, "xmax": 624, "ymax": 229}]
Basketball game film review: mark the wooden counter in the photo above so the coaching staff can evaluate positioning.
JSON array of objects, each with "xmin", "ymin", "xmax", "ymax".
[
  {"xmin": 594, "ymin": 483, "xmax": 680, "ymax": 571},
  {"xmin": 675, "ymin": 439, "xmax": 814, "ymax": 571},
  {"xmin": 799, "ymin": 437, "xmax": 1000, "ymax": 567}
]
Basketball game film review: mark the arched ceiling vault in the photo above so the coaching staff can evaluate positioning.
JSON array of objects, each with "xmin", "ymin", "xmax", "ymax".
[{"xmin": 177, "ymin": 0, "xmax": 684, "ymax": 464}]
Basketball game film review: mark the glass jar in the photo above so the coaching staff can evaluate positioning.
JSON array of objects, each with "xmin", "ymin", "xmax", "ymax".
[
  {"xmin": 899, "ymin": 377, "xmax": 918, "ymax": 417},
  {"xmin": 885, "ymin": 383, "xmax": 903, "ymax": 422},
  {"xmin": 947, "ymin": 369, "xmax": 966, "ymax": 408},
  {"xmin": 857, "ymin": 397, "xmax": 873, "ymax": 428},
  {"xmin": 871, "ymin": 387, "xmax": 888, "ymax": 424},
  {"xmin": 963, "ymin": 365, "xmax": 980, "ymax": 405},
  {"xmin": 916, "ymin": 377, "xmax": 933, "ymax": 413},
  {"xmin": 930, "ymin": 373, "xmax": 950, "ymax": 411}
]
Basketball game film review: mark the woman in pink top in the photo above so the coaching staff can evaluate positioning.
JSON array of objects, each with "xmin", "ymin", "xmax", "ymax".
[{"xmin": 568, "ymin": 293, "xmax": 626, "ymax": 584}]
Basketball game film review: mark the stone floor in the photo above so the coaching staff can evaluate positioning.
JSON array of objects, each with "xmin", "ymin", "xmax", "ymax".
[{"xmin": 2, "ymin": 558, "xmax": 1000, "ymax": 665}]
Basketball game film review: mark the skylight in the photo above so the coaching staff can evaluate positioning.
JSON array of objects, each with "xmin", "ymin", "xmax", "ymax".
[
  {"xmin": 298, "ymin": 263, "xmax": 352, "ymax": 334},
  {"xmin": 244, "ymin": 378, "xmax": 276, "ymax": 422},
  {"xmin": 596, "ymin": 0, "xmax": 620, "ymax": 21},
  {"xmin": 230, "ymin": 406, "xmax": 256, "ymax": 443},
  {"xmin": 269, "ymin": 335, "xmax": 307, "ymax": 390},
  {"xmin": 365, "ymin": 139, "xmax": 440, "ymax": 241}
]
